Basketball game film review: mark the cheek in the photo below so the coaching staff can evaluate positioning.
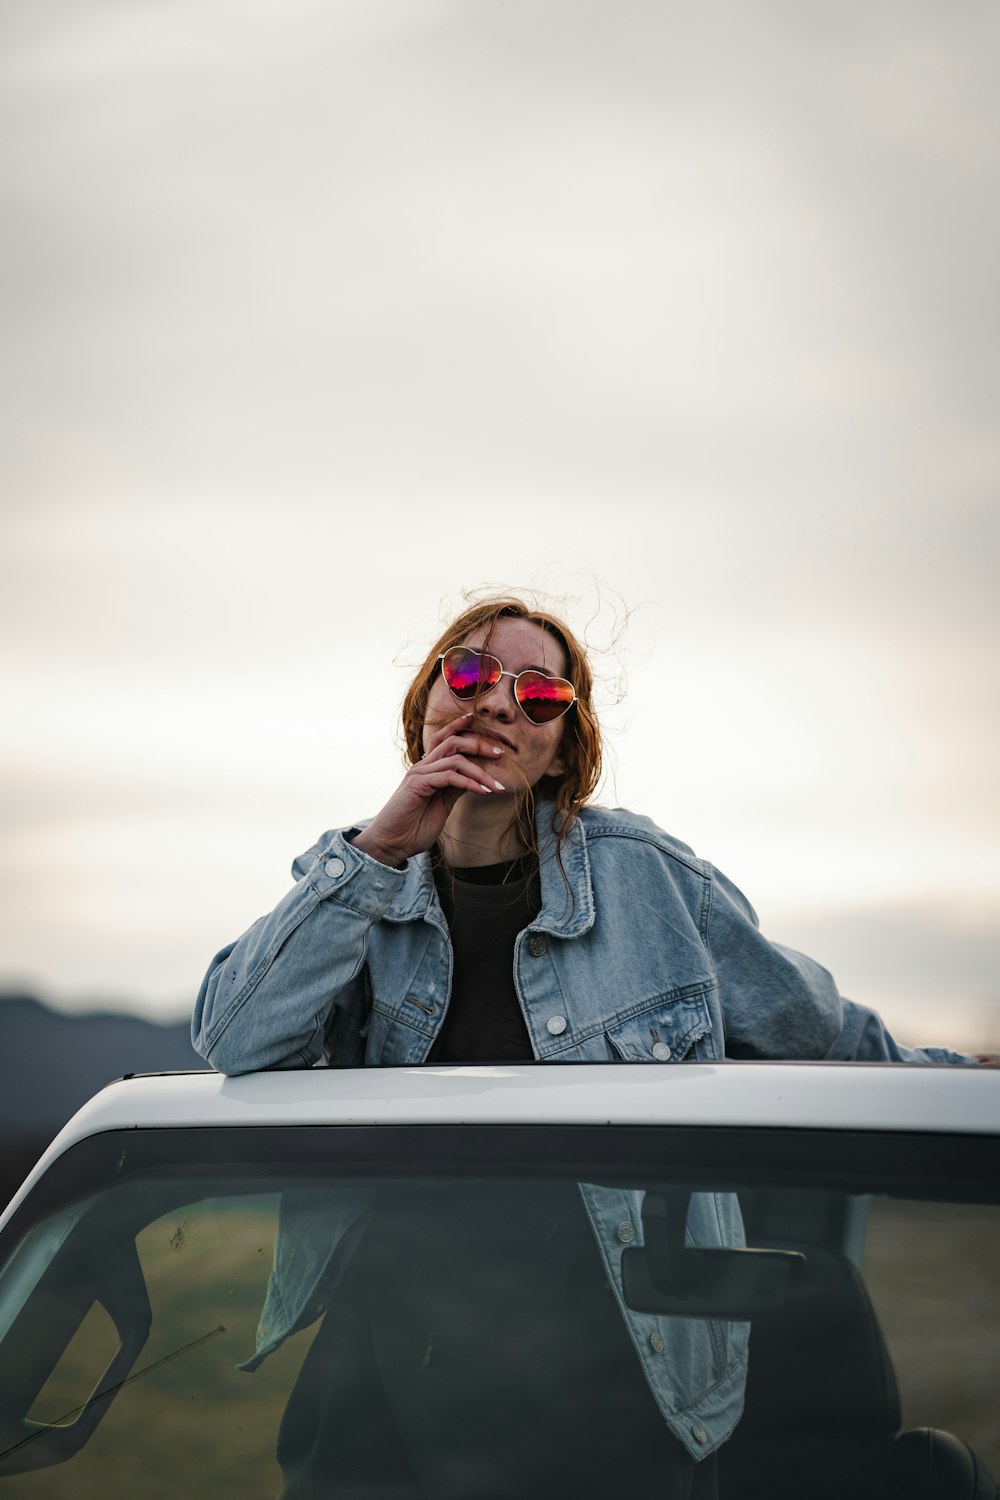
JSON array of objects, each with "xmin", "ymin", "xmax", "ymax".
[{"xmin": 539, "ymin": 725, "xmax": 567, "ymax": 777}]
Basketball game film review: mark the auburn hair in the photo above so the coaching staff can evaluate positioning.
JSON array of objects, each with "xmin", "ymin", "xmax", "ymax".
[{"xmin": 401, "ymin": 597, "xmax": 602, "ymax": 857}]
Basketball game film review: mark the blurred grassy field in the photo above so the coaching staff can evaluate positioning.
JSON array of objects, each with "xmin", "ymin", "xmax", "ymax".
[
  {"xmin": 864, "ymin": 1198, "xmax": 1000, "ymax": 1473},
  {"xmin": 3, "ymin": 1201, "xmax": 314, "ymax": 1498},
  {"xmin": 1, "ymin": 1194, "xmax": 997, "ymax": 1495}
]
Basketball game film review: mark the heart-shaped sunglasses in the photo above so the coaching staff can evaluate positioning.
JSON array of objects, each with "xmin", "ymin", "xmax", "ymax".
[{"xmin": 438, "ymin": 646, "xmax": 576, "ymax": 724}]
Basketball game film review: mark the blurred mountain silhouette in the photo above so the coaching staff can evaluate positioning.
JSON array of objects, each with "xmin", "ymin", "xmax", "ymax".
[{"xmin": 0, "ymin": 993, "xmax": 206, "ymax": 1200}]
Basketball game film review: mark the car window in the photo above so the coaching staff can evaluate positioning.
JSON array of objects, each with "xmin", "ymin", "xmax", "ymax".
[
  {"xmin": 2, "ymin": 1191, "xmax": 302, "ymax": 1496},
  {"xmin": 0, "ymin": 1125, "xmax": 997, "ymax": 1497}
]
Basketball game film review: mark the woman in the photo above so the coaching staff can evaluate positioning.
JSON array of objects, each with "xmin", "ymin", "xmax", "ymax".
[{"xmin": 193, "ymin": 595, "xmax": 977, "ymax": 1498}]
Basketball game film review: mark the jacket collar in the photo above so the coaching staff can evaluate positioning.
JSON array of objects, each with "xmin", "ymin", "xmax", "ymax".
[{"xmin": 383, "ymin": 799, "xmax": 595, "ymax": 939}]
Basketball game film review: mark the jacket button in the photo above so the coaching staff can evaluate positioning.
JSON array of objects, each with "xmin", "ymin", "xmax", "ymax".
[
  {"xmin": 652, "ymin": 1041, "xmax": 672, "ymax": 1061},
  {"xmin": 527, "ymin": 933, "xmax": 548, "ymax": 956},
  {"xmin": 649, "ymin": 1332, "xmax": 664, "ymax": 1353},
  {"xmin": 324, "ymin": 857, "xmax": 346, "ymax": 878},
  {"xmin": 546, "ymin": 1015, "xmax": 567, "ymax": 1035},
  {"xmin": 616, "ymin": 1221, "xmax": 635, "ymax": 1244},
  {"xmin": 691, "ymin": 1424, "xmax": 708, "ymax": 1445}
]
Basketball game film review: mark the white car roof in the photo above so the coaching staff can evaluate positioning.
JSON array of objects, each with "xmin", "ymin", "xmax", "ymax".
[
  {"xmin": 2, "ymin": 1063, "xmax": 996, "ymax": 1229},
  {"xmin": 30, "ymin": 1060, "xmax": 1000, "ymax": 1138}
]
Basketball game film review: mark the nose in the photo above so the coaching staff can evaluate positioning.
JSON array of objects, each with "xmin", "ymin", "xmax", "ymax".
[{"xmin": 480, "ymin": 674, "xmax": 517, "ymax": 722}]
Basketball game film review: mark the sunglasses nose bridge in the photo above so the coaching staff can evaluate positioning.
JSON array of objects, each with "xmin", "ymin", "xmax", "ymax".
[{"xmin": 479, "ymin": 668, "xmax": 518, "ymax": 718}]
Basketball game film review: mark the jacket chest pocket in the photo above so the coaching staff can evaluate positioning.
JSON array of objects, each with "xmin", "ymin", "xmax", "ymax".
[{"xmin": 605, "ymin": 987, "xmax": 713, "ymax": 1063}]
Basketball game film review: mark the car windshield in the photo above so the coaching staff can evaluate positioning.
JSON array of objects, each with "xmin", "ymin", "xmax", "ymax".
[{"xmin": 0, "ymin": 1121, "xmax": 997, "ymax": 1498}]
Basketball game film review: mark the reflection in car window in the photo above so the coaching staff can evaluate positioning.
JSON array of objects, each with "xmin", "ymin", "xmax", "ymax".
[{"xmin": 0, "ymin": 1130, "xmax": 997, "ymax": 1497}]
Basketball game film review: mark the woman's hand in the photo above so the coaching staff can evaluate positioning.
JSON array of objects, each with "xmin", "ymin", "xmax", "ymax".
[{"xmin": 349, "ymin": 712, "xmax": 507, "ymax": 868}]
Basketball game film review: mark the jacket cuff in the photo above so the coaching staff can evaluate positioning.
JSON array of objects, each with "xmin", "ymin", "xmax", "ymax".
[{"xmin": 302, "ymin": 828, "xmax": 406, "ymax": 920}]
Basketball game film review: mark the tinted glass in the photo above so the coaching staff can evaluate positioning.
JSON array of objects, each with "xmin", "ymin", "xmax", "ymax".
[{"xmin": 0, "ymin": 1125, "xmax": 996, "ymax": 1498}]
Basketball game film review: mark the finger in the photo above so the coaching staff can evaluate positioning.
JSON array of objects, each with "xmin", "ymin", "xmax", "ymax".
[
  {"xmin": 415, "ymin": 755, "xmax": 507, "ymax": 791},
  {"xmin": 423, "ymin": 729, "xmax": 507, "ymax": 765},
  {"xmin": 422, "ymin": 709, "xmax": 476, "ymax": 753},
  {"xmin": 415, "ymin": 767, "xmax": 498, "ymax": 797},
  {"xmin": 411, "ymin": 758, "xmax": 506, "ymax": 795}
]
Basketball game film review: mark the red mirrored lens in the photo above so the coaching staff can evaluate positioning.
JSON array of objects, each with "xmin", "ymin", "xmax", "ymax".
[
  {"xmin": 441, "ymin": 648, "xmax": 502, "ymax": 699},
  {"xmin": 514, "ymin": 672, "xmax": 575, "ymax": 723}
]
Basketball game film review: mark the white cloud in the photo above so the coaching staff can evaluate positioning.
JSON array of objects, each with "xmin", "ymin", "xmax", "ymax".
[{"xmin": 0, "ymin": 1, "xmax": 997, "ymax": 1041}]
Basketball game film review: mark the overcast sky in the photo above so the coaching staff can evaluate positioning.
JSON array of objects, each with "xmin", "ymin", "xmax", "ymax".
[{"xmin": 2, "ymin": 0, "xmax": 998, "ymax": 1050}]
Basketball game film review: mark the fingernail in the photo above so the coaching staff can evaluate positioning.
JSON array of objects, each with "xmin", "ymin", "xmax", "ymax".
[
  {"xmin": 492, "ymin": 746, "xmax": 504, "ymax": 755},
  {"xmin": 494, "ymin": 780, "xmax": 506, "ymax": 791}
]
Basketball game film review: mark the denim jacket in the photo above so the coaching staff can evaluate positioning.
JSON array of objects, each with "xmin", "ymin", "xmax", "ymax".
[{"xmin": 193, "ymin": 804, "xmax": 970, "ymax": 1459}]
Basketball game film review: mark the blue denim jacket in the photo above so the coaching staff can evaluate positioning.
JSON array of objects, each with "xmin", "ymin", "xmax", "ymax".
[{"xmin": 193, "ymin": 804, "xmax": 969, "ymax": 1458}]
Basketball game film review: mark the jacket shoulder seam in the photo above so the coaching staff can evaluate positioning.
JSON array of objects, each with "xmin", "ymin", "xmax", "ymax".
[{"xmin": 580, "ymin": 815, "xmax": 710, "ymax": 879}]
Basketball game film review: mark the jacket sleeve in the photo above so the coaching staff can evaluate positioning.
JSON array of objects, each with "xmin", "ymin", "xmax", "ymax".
[
  {"xmin": 706, "ymin": 866, "xmax": 974, "ymax": 1065},
  {"xmin": 191, "ymin": 828, "xmax": 407, "ymax": 1075}
]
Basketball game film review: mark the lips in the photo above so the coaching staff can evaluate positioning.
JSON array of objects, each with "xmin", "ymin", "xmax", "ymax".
[{"xmin": 475, "ymin": 726, "xmax": 517, "ymax": 752}]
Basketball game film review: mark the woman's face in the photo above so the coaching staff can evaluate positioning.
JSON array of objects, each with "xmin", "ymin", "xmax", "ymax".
[{"xmin": 422, "ymin": 617, "xmax": 569, "ymax": 791}]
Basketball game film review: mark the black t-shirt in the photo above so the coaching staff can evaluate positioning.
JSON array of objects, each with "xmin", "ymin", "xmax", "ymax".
[
  {"xmin": 426, "ymin": 853, "xmax": 540, "ymax": 1063},
  {"xmin": 276, "ymin": 853, "xmax": 701, "ymax": 1496}
]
